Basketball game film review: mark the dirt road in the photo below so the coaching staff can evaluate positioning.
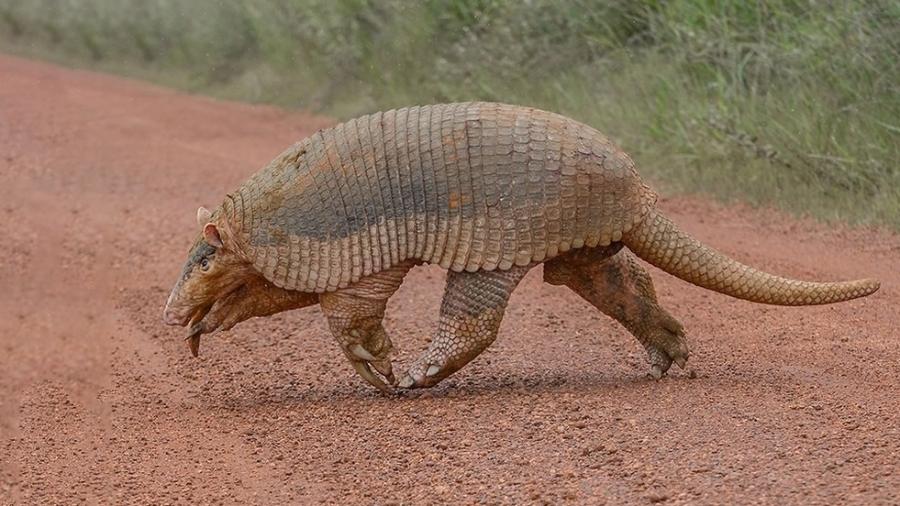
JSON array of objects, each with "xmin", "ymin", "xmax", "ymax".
[{"xmin": 1, "ymin": 55, "xmax": 898, "ymax": 505}]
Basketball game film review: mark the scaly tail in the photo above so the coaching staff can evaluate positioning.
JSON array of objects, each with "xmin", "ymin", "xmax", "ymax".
[{"xmin": 623, "ymin": 209, "xmax": 880, "ymax": 305}]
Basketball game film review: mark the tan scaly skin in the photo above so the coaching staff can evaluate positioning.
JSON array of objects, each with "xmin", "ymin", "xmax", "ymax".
[{"xmin": 163, "ymin": 102, "xmax": 880, "ymax": 393}]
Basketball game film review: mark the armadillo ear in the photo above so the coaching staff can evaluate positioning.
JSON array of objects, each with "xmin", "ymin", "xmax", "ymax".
[
  {"xmin": 197, "ymin": 207, "xmax": 212, "ymax": 227},
  {"xmin": 203, "ymin": 223, "xmax": 224, "ymax": 248}
]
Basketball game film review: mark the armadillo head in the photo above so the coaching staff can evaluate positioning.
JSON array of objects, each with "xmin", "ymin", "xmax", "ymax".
[{"xmin": 163, "ymin": 206, "xmax": 255, "ymax": 356}]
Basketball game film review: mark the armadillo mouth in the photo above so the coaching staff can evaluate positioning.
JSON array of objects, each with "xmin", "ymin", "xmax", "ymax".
[
  {"xmin": 182, "ymin": 283, "xmax": 246, "ymax": 358},
  {"xmin": 185, "ymin": 303, "xmax": 213, "ymax": 358}
]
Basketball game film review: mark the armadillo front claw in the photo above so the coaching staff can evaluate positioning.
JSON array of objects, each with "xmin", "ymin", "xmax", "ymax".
[
  {"xmin": 350, "ymin": 344, "xmax": 376, "ymax": 361},
  {"xmin": 327, "ymin": 322, "xmax": 399, "ymax": 392},
  {"xmin": 345, "ymin": 343, "xmax": 397, "ymax": 392},
  {"xmin": 370, "ymin": 358, "xmax": 396, "ymax": 385},
  {"xmin": 350, "ymin": 360, "xmax": 395, "ymax": 394}
]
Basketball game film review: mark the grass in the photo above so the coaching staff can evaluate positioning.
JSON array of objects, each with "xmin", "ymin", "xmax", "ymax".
[{"xmin": 1, "ymin": 0, "xmax": 898, "ymax": 228}]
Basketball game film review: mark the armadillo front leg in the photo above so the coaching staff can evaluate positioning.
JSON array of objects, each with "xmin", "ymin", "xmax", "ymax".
[
  {"xmin": 319, "ymin": 261, "xmax": 417, "ymax": 393},
  {"xmin": 544, "ymin": 247, "xmax": 689, "ymax": 379},
  {"xmin": 397, "ymin": 265, "xmax": 532, "ymax": 389}
]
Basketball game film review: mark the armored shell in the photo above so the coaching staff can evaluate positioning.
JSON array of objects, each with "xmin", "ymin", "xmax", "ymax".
[{"xmin": 220, "ymin": 102, "xmax": 657, "ymax": 292}]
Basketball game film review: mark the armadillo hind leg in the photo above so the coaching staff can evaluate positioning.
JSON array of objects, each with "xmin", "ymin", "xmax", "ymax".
[
  {"xmin": 397, "ymin": 265, "xmax": 532, "ymax": 389},
  {"xmin": 319, "ymin": 261, "xmax": 417, "ymax": 393},
  {"xmin": 544, "ymin": 246, "xmax": 689, "ymax": 379}
]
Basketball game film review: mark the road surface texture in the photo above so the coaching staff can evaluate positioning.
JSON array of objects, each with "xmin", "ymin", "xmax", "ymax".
[{"xmin": 1, "ymin": 55, "xmax": 898, "ymax": 505}]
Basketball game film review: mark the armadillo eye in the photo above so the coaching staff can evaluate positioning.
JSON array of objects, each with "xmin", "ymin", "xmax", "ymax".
[{"xmin": 200, "ymin": 258, "xmax": 210, "ymax": 271}]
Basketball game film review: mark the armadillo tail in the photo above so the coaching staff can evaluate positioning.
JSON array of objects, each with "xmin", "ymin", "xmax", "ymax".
[{"xmin": 623, "ymin": 209, "xmax": 880, "ymax": 305}]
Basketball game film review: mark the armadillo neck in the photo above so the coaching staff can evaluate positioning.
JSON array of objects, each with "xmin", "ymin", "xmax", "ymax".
[{"xmin": 623, "ymin": 209, "xmax": 880, "ymax": 305}]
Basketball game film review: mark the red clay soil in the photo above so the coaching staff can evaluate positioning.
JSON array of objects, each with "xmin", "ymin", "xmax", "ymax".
[{"xmin": 1, "ymin": 55, "xmax": 898, "ymax": 505}]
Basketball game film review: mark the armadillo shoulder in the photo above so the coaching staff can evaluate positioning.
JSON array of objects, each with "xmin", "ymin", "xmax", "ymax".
[{"xmin": 232, "ymin": 131, "xmax": 348, "ymax": 291}]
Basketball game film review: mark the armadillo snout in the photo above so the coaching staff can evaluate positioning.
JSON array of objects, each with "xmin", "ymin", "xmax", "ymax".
[
  {"xmin": 162, "ymin": 303, "xmax": 191, "ymax": 326},
  {"xmin": 163, "ymin": 307, "xmax": 185, "ymax": 326},
  {"xmin": 163, "ymin": 289, "xmax": 191, "ymax": 326}
]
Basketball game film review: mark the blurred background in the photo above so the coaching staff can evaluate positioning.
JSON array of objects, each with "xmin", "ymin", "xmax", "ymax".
[{"xmin": 1, "ymin": 0, "xmax": 897, "ymax": 227}]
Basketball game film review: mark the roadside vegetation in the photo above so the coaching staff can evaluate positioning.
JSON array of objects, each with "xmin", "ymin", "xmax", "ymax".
[{"xmin": 2, "ymin": 0, "xmax": 898, "ymax": 228}]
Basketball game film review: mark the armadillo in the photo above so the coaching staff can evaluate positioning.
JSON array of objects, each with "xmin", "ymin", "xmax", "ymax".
[{"xmin": 163, "ymin": 102, "xmax": 879, "ymax": 392}]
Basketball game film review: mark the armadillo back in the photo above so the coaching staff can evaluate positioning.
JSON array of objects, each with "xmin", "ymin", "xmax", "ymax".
[{"xmin": 224, "ymin": 102, "xmax": 656, "ymax": 292}]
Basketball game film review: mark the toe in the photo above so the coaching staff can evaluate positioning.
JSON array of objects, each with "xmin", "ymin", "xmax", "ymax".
[
  {"xmin": 663, "ymin": 333, "xmax": 689, "ymax": 370},
  {"xmin": 397, "ymin": 360, "xmax": 439, "ymax": 389},
  {"xmin": 397, "ymin": 374, "xmax": 415, "ymax": 389}
]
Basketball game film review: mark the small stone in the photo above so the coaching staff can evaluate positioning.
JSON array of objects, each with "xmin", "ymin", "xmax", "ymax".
[{"xmin": 648, "ymin": 492, "xmax": 669, "ymax": 503}]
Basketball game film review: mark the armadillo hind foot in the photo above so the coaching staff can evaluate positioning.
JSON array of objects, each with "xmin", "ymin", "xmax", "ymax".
[{"xmin": 544, "ymin": 247, "xmax": 690, "ymax": 378}]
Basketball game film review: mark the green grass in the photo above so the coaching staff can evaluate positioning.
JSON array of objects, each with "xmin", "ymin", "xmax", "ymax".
[{"xmin": 2, "ymin": 0, "xmax": 898, "ymax": 228}]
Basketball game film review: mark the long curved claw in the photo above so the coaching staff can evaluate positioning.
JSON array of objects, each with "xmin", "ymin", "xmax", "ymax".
[
  {"xmin": 369, "ymin": 359, "xmax": 396, "ymax": 385},
  {"xmin": 351, "ymin": 360, "xmax": 394, "ymax": 394},
  {"xmin": 350, "ymin": 344, "xmax": 376, "ymax": 361},
  {"xmin": 348, "ymin": 343, "xmax": 396, "ymax": 386}
]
